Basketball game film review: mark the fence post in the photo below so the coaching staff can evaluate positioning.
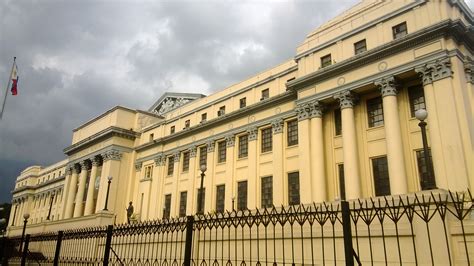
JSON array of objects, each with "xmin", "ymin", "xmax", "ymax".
[
  {"xmin": 341, "ymin": 201, "xmax": 354, "ymax": 266},
  {"xmin": 53, "ymin": 231, "xmax": 63, "ymax": 266},
  {"xmin": 103, "ymin": 225, "xmax": 113, "ymax": 266},
  {"xmin": 21, "ymin": 234, "xmax": 30, "ymax": 266},
  {"xmin": 183, "ymin": 215, "xmax": 194, "ymax": 266}
]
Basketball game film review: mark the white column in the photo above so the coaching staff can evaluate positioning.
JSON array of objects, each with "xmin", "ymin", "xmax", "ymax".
[
  {"xmin": 309, "ymin": 101, "xmax": 327, "ymax": 202},
  {"xmin": 64, "ymin": 166, "xmax": 79, "ymax": 219},
  {"xmin": 334, "ymin": 90, "xmax": 361, "ymax": 199},
  {"xmin": 272, "ymin": 119, "xmax": 284, "ymax": 206},
  {"xmin": 73, "ymin": 161, "xmax": 89, "ymax": 217},
  {"xmin": 375, "ymin": 77, "xmax": 408, "ymax": 195},
  {"xmin": 84, "ymin": 157, "xmax": 99, "ymax": 216}
]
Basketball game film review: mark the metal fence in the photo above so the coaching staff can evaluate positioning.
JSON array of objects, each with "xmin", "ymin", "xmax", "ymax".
[{"xmin": 1, "ymin": 190, "xmax": 472, "ymax": 265}]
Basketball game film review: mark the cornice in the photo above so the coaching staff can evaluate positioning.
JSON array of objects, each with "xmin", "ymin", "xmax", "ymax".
[
  {"xmin": 294, "ymin": 0, "xmax": 427, "ymax": 60},
  {"xmin": 67, "ymin": 145, "xmax": 132, "ymax": 166},
  {"xmin": 288, "ymin": 19, "xmax": 472, "ymax": 92},
  {"xmin": 135, "ymin": 90, "xmax": 297, "ymax": 152},
  {"xmin": 12, "ymin": 176, "xmax": 66, "ymax": 195},
  {"xmin": 64, "ymin": 126, "xmax": 139, "ymax": 155}
]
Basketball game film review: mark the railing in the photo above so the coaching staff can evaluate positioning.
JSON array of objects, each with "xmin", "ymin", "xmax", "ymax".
[{"xmin": 1, "ymin": 190, "xmax": 472, "ymax": 265}]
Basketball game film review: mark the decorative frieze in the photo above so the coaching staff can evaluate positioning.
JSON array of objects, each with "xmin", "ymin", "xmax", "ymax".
[
  {"xmin": 334, "ymin": 90, "xmax": 358, "ymax": 109},
  {"xmin": 271, "ymin": 118, "xmax": 284, "ymax": 134},
  {"xmin": 295, "ymin": 103, "xmax": 311, "ymax": 121},
  {"xmin": 207, "ymin": 140, "xmax": 215, "ymax": 153},
  {"xmin": 189, "ymin": 146, "xmax": 197, "ymax": 158},
  {"xmin": 375, "ymin": 76, "xmax": 399, "ymax": 97},
  {"xmin": 225, "ymin": 134, "xmax": 235, "ymax": 147},
  {"xmin": 154, "ymin": 153, "xmax": 165, "ymax": 166},
  {"xmin": 247, "ymin": 127, "xmax": 258, "ymax": 141},
  {"xmin": 102, "ymin": 149, "xmax": 122, "ymax": 162},
  {"xmin": 309, "ymin": 100, "xmax": 324, "ymax": 118},
  {"xmin": 415, "ymin": 57, "xmax": 453, "ymax": 86},
  {"xmin": 134, "ymin": 162, "xmax": 143, "ymax": 171},
  {"xmin": 465, "ymin": 60, "xmax": 474, "ymax": 84}
]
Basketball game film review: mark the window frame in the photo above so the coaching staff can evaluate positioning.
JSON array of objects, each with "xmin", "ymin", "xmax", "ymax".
[
  {"xmin": 334, "ymin": 108, "xmax": 342, "ymax": 136},
  {"xmin": 218, "ymin": 106, "xmax": 226, "ymax": 117},
  {"xmin": 163, "ymin": 194, "xmax": 171, "ymax": 219},
  {"xmin": 217, "ymin": 141, "xmax": 226, "ymax": 163},
  {"xmin": 261, "ymin": 88, "xmax": 269, "ymax": 101},
  {"xmin": 338, "ymin": 164, "xmax": 346, "ymax": 201},
  {"xmin": 170, "ymin": 126, "xmax": 175, "ymax": 134},
  {"xmin": 216, "ymin": 185, "xmax": 225, "ymax": 213},
  {"xmin": 372, "ymin": 156, "xmax": 391, "ymax": 196},
  {"xmin": 197, "ymin": 188, "xmax": 205, "ymax": 213},
  {"xmin": 261, "ymin": 176, "xmax": 273, "ymax": 208},
  {"xmin": 321, "ymin": 54, "xmax": 332, "ymax": 68},
  {"xmin": 261, "ymin": 127, "xmax": 273, "ymax": 153},
  {"xmin": 199, "ymin": 146, "xmax": 207, "ymax": 168},
  {"xmin": 184, "ymin": 120, "xmax": 190, "ymax": 129},
  {"xmin": 167, "ymin": 156, "xmax": 174, "ymax": 176},
  {"xmin": 367, "ymin": 96, "xmax": 384, "ymax": 128},
  {"xmin": 392, "ymin": 22, "xmax": 407, "ymax": 39},
  {"xmin": 416, "ymin": 149, "xmax": 435, "ymax": 190},
  {"xmin": 354, "ymin": 39, "xmax": 367, "ymax": 55},
  {"xmin": 179, "ymin": 191, "xmax": 187, "ymax": 217},
  {"xmin": 201, "ymin": 113, "xmax": 207, "ymax": 122},
  {"xmin": 408, "ymin": 85, "xmax": 426, "ymax": 118},
  {"xmin": 144, "ymin": 165, "xmax": 153, "ymax": 180},
  {"xmin": 238, "ymin": 134, "xmax": 248, "ymax": 158},
  {"xmin": 287, "ymin": 119, "xmax": 298, "ymax": 146},
  {"xmin": 239, "ymin": 97, "xmax": 246, "ymax": 108},
  {"xmin": 182, "ymin": 151, "xmax": 190, "ymax": 172},
  {"xmin": 288, "ymin": 172, "xmax": 300, "ymax": 205},
  {"xmin": 237, "ymin": 181, "xmax": 248, "ymax": 211}
]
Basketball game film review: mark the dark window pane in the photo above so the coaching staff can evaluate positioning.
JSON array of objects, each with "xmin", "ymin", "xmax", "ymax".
[
  {"xmin": 288, "ymin": 172, "xmax": 300, "ymax": 205},
  {"xmin": 372, "ymin": 156, "xmax": 391, "ymax": 196},
  {"xmin": 416, "ymin": 149, "xmax": 435, "ymax": 190},
  {"xmin": 197, "ymin": 188, "xmax": 205, "ymax": 213},
  {"xmin": 167, "ymin": 156, "xmax": 174, "ymax": 176},
  {"xmin": 216, "ymin": 185, "xmax": 225, "ymax": 213},
  {"xmin": 179, "ymin": 191, "xmax": 187, "ymax": 217},
  {"xmin": 261, "ymin": 176, "xmax": 273, "ymax": 208},
  {"xmin": 237, "ymin": 181, "xmax": 248, "ymax": 211},
  {"xmin": 163, "ymin": 194, "xmax": 171, "ymax": 219},
  {"xmin": 218, "ymin": 106, "xmax": 225, "ymax": 116},
  {"xmin": 240, "ymin": 97, "xmax": 246, "ymax": 108},
  {"xmin": 261, "ymin": 89, "xmax": 269, "ymax": 100},
  {"xmin": 238, "ymin": 135, "xmax": 248, "ymax": 158},
  {"xmin": 218, "ymin": 141, "xmax": 226, "ymax": 163},
  {"xmin": 201, "ymin": 113, "xmax": 207, "ymax": 122},
  {"xmin": 408, "ymin": 85, "xmax": 426, "ymax": 117},
  {"xmin": 393, "ymin": 22, "xmax": 407, "ymax": 39},
  {"xmin": 354, "ymin": 39, "xmax": 367, "ymax": 55},
  {"xmin": 182, "ymin": 151, "xmax": 190, "ymax": 172},
  {"xmin": 334, "ymin": 108, "xmax": 342, "ymax": 136},
  {"xmin": 261, "ymin": 128, "xmax": 273, "ymax": 153},
  {"xmin": 170, "ymin": 126, "xmax": 175, "ymax": 134},
  {"xmin": 199, "ymin": 146, "xmax": 207, "ymax": 168},
  {"xmin": 338, "ymin": 164, "xmax": 346, "ymax": 201},
  {"xmin": 321, "ymin": 54, "xmax": 332, "ymax": 68},
  {"xmin": 287, "ymin": 120, "xmax": 298, "ymax": 146},
  {"xmin": 367, "ymin": 97, "xmax": 384, "ymax": 128}
]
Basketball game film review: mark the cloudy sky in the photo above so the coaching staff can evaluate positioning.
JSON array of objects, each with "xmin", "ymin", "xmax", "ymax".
[{"xmin": 0, "ymin": 0, "xmax": 472, "ymax": 203}]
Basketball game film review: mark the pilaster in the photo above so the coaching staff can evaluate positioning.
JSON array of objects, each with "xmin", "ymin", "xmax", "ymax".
[{"xmin": 272, "ymin": 118, "xmax": 284, "ymax": 206}]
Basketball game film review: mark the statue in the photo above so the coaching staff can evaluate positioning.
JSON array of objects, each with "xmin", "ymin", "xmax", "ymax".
[{"xmin": 126, "ymin": 201, "xmax": 134, "ymax": 224}]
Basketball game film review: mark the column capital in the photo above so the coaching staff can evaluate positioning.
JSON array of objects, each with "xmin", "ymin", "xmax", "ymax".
[
  {"xmin": 375, "ymin": 76, "xmax": 399, "ymax": 97},
  {"xmin": 415, "ymin": 57, "xmax": 453, "ymax": 86},
  {"xmin": 271, "ymin": 118, "xmax": 284, "ymax": 134},
  {"xmin": 72, "ymin": 164, "xmax": 81, "ymax": 174},
  {"xmin": 206, "ymin": 140, "xmax": 215, "ymax": 153},
  {"xmin": 79, "ymin": 160, "xmax": 90, "ymax": 170},
  {"xmin": 173, "ymin": 151, "xmax": 181, "ymax": 163},
  {"xmin": 309, "ymin": 100, "xmax": 324, "ymax": 118},
  {"xmin": 247, "ymin": 127, "xmax": 258, "ymax": 141},
  {"xmin": 134, "ymin": 162, "xmax": 143, "ymax": 171},
  {"xmin": 334, "ymin": 90, "xmax": 358, "ymax": 109},
  {"xmin": 154, "ymin": 153, "xmax": 165, "ymax": 166},
  {"xmin": 465, "ymin": 59, "xmax": 474, "ymax": 83},
  {"xmin": 189, "ymin": 146, "xmax": 197, "ymax": 157},
  {"xmin": 102, "ymin": 149, "xmax": 122, "ymax": 162},
  {"xmin": 225, "ymin": 134, "xmax": 235, "ymax": 147},
  {"xmin": 90, "ymin": 157, "xmax": 101, "ymax": 167},
  {"xmin": 65, "ymin": 166, "xmax": 73, "ymax": 176},
  {"xmin": 295, "ymin": 102, "xmax": 311, "ymax": 121}
]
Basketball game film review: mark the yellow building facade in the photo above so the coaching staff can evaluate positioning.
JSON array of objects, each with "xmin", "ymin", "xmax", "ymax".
[{"xmin": 7, "ymin": 0, "xmax": 473, "ymax": 235}]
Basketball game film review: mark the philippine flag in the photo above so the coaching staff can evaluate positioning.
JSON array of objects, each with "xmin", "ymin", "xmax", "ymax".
[{"xmin": 11, "ymin": 64, "xmax": 18, "ymax": 95}]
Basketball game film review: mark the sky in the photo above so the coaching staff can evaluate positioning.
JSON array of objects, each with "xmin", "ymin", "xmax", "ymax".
[{"xmin": 0, "ymin": 0, "xmax": 472, "ymax": 204}]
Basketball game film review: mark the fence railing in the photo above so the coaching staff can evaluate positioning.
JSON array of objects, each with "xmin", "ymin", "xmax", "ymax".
[{"xmin": 1, "ymin": 190, "xmax": 472, "ymax": 265}]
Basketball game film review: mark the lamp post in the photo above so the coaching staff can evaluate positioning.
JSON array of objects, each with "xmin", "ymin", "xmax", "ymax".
[
  {"xmin": 415, "ymin": 109, "xmax": 436, "ymax": 190},
  {"xmin": 19, "ymin": 213, "xmax": 30, "ymax": 253},
  {"xmin": 197, "ymin": 165, "xmax": 207, "ymax": 214},
  {"xmin": 103, "ymin": 176, "xmax": 113, "ymax": 211},
  {"xmin": 46, "ymin": 192, "xmax": 56, "ymax": 220}
]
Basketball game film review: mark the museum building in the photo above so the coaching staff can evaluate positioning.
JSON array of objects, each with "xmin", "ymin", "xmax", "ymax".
[{"xmin": 7, "ymin": 0, "xmax": 473, "ymax": 234}]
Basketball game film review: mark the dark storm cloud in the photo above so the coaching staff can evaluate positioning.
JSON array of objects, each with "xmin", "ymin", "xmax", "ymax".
[{"xmin": 0, "ymin": 0, "xmax": 378, "ymax": 202}]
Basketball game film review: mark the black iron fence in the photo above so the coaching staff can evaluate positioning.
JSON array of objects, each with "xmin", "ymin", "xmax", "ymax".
[{"xmin": 1, "ymin": 190, "xmax": 472, "ymax": 265}]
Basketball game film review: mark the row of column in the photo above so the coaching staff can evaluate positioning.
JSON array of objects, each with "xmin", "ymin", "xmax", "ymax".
[{"xmin": 9, "ymin": 197, "xmax": 28, "ymax": 226}]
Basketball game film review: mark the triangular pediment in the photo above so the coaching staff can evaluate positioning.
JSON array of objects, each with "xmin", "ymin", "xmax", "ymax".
[{"xmin": 148, "ymin": 92, "xmax": 205, "ymax": 115}]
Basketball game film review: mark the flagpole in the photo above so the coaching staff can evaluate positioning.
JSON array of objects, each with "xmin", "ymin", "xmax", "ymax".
[{"xmin": 0, "ymin": 57, "xmax": 16, "ymax": 120}]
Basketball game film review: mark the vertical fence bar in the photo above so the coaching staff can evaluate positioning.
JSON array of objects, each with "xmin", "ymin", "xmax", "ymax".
[
  {"xmin": 103, "ymin": 225, "xmax": 113, "ymax": 266},
  {"xmin": 21, "ymin": 234, "xmax": 30, "ymax": 266},
  {"xmin": 183, "ymin": 215, "xmax": 194, "ymax": 266},
  {"xmin": 341, "ymin": 201, "xmax": 354, "ymax": 266},
  {"xmin": 53, "ymin": 231, "xmax": 63, "ymax": 266}
]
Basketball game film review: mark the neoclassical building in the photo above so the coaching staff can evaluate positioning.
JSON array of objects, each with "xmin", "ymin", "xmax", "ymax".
[{"xmin": 7, "ymin": 0, "xmax": 473, "ymax": 235}]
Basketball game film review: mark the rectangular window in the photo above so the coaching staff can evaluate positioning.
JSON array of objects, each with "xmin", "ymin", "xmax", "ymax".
[
  {"xmin": 237, "ymin": 181, "xmax": 248, "ymax": 211},
  {"xmin": 416, "ymin": 149, "xmax": 435, "ymax": 190},
  {"xmin": 392, "ymin": 22, "xmax": 407, "ymax": 39},
  {"xmin": 338, "ymin": 164, "xmax": 346, "ymax": 201},
  {"xmin": 167, "ymin": 156, "xmax": 174, "ymax": 176},
  {"xmin": 287, "ymin": 119, "xmax": 298, "ymax": 146},
  {"xmin": 149, "ymin": 133, "xmax": 154, "ymax": 142},
  {"xmin": 218, "ymin": 106, "xmax": 226, "ymax": 117},
  {"xmin": 408, "ymin": 85, "xmax": 426, "ymax": 117},
  {"xmin": 354, "ymin": 39, "xmax": 367, "ymax": 55},
  {"xmin": 261, "ymin": 127, "xmax": 273, "ymax": 153},
  {"xmin": 163, "ymin": 194, "xmax": 171, "ymax": 219},
  {"xmin": 321, "ymin": 54, "xmax": 332, "ymax": 68},
  {"xmin": 217, "ymin": 141, "xmax": 226, "ymax": 163},
  {"xmin": 216, "ymin": 185, "xmax": 225, "ymax": 213},
  {"xmin": 184, "ymin": 120, "xmax": 190, "ymax": 129},
  {"xmin": 238, "ymin": 135, "xmax": 248, "ymax": 158},
  {"xmin": 201, "ymin": 113, "xmax": 207, "ymax": 122},
  {"xmin": 144, "ymin": 165, "xmax": 153, "ymax": 179},
  {"xmin": 197, "ymin": 188, "xmax": 205, "ymax": 213},
  {"xmin": 261, "ymin": 88, "xmax": 269, "ymax": 101},
  {"xmin": 179, "ymin": 191, "xmax": 187, "ymax": 217},
  {"xmin": 334, "ymin": 108, "xmax": 342, "ymax": 136},
  {"xmin": 239, "ymin": 97, "xmax": 246, "ymax": 108},
  {"xmin": 367, "ymin": 97, "xmax": 384, "ymax": 128},
  {"xmin": 170, "ymin": 126, "xmax": 175, "ymax": 134},
  {"xmin": 261, "ymin": 176, "xmax": 273, "ymax": 208},
  {"xmin": 199, "ymin": 146, "xmax": 207, "ymax": 168},
  {"xmin": 288, "ymin": 172, "xmax": 300, "ymax": 205},
  {"xmin": 182, "ymin": 151, "xmax": 190, "ymax": 172},
  {"xmin": 372, "ymin": 156, "xmax": 391, "ymax": 196}
]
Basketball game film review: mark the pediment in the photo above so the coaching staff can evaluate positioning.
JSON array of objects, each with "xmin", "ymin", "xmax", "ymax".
[{"xmin": 148, "ymin": 92, "xmax": 205, "ymax": 115}]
